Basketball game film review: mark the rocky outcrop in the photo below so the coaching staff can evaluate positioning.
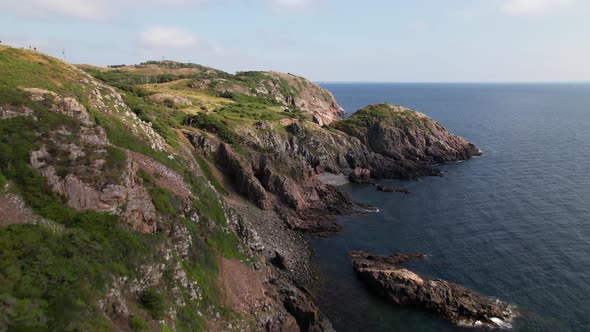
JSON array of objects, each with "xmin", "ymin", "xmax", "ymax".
[
  {"xmin": 148, "ymin": 93, "xmax": 192, "ymax": 107},
  {"xmin": 349, "ymin": 167, "xmax": 373, "ymax": 184},
  {"xmin": 30, "ymin": 146, "xmax": 158, "ymax": 233},
  {"xmin": 349, "ymin": 252, "xmax": 516, "ymax": 329},
  {"xmin": 265, "ymin": 71, "xmax": 344, "ymax": 126},
  {"xmin": 217, "ymin": 143, "xmax": 272, "ymax": 210},
  {"xmin": 333, "ymin": 103, "xmax": 481, "ymax": 164},
  {"xmin": 0, "ymin": 105, "xmax": 36, "ymax": 120},
  {"xmin": 22, "ymin": 88, "xmax": 196, "ymax": 233}
]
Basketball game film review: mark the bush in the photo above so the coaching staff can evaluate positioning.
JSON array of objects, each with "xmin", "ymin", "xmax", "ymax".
[
  {"xmin": 184, "ymin": 113, "xmax": 239, "ymax": 144},
  {"xmin": 0, "ymin": 171, "xmax": 6, "ymax": 190},
  {"xmin": 129, "ymin": 316, "xmax": 149, "ymax": 331},
  {"xmin": 140, "ymin": 288, "xmax": 166, "ymax": 320}
]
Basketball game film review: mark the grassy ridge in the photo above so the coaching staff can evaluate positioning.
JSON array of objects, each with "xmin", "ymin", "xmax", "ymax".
[{"xmin": 331, "ymin": 103, "xmax": 426, "ymax": 137}]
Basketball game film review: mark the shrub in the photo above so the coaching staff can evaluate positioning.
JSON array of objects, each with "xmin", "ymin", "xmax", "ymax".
[
  {"xmin": 140, "ymin": 288, "xmax": 166, "ymax": 320},
  {"xmin": 184, "ymin": 113, "xmax": 239, "ymax": 144},
  {"xmin": 129, "ymin": 316, "xmax": 149, "ymax": 331}
]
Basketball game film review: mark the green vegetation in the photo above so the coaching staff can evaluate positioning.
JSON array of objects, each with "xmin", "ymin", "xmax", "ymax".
[
  {"xmin": 209, "ymin": 230, "xmax": 246, "ymax": 260},
  {"xmin": 138, "ymin": 170, "xmax": 182, "ymax": 217},
  {"xmin": 140, "ymin": 288, "xmax": 167, "ymax": 320},
  {"xmin": 0, "ymin": 47, "xmax": 87, "ymax": 102},
  {"xmin": 331, "ymin": 103, "xmax": 424, "ymax": 137},
  {"xmin": 0, "ymin": 92, "xmax": 159, "ymax": 329},
  {"xmin": 184, "ymin": 113, "xmax": 240, "ymax": 144},
  {"xmin": 195, "ymin": 155, "xmax": 227, "ymax": 195},
  {"xmin": 0, "ymin": 47, "xmax": 259, "ymax": 330},
  {"xmin": 129, "ymin": 316, "xmax": 149, "ymax": 331},
  {"xmin": 119, "ymin": 88, "xmax": 183, "ymax": 148},
  {"xmin": 0, "ymin": 171, "xmax": 6, "ymax": 190},
  {"xmin": 82, "ymin": 67, "xmax": 182, "ymax": 89}
]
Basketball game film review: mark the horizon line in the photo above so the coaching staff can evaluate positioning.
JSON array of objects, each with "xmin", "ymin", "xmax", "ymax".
[{"xmin": 316, "ymin": 81, "xmax": 590, "ymax": 85}]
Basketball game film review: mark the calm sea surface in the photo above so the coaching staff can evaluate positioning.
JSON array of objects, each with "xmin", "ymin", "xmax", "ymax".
[{"xmin": 313, "ymin": 83, "xmax": 590, "ymax": 331}]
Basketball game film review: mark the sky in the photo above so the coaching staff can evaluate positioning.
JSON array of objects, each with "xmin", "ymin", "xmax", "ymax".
[{"xmin": 0, "ymin": 0, "xmax": 588, "ymax": 82}]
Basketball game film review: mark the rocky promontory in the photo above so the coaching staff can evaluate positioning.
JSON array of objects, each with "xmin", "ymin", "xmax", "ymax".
[
  {"xmin": 0, "ymin": 45, "xmax": 488, "ymax": 331},
  {"xmin": 349, "ymin": 252, "xmax": 516, "ymax": 329}
]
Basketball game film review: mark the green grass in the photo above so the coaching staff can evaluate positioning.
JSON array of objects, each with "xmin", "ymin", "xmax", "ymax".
[
  {"xmin": 138, "ymin": 170, "xmax": 182, "ymax": 218},
  {"xmin": 184, "ymin": 112, "xmax": 240, "ymax": 144},
  {"xmin": 0, "ymin": 47, "xmax": 87, "ymax": 103},
  {"xmin": 331, "ymin": 103, "xmax": 424, "ymax": 137},
  {"xmin": 129, "ymin": 316, "xmax": 149, "ymax": 332},
  {"xmin": 140, "ymin": 288, "xmax": 167, "ymax": 320},
  {"xmin": 0, "ymin": 86, "xmax": 159, "ymax": 330},
  {"xmin": 82, "ymin": 67, "xmax": 183, "ymax": 88},
  {"xmin": 194, "ymin": 155, "xmax": 227, "ymax": 195},
  {"xmin": 0, "ymin": 47, "xmax": 254, "ymax": 330},
  {"xmin": 119, "ymin": 89, "xmax": 182, "ymax": 149},
  {"xmin": 209, "ymin": 230, "xmax": 246, "ymax": 260},
  {"xmin": 0, "ymin": 171, "xmax": 6, "ymax": 190}
]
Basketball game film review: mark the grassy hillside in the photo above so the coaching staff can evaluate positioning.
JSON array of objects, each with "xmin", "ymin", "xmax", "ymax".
[{"xmin": 0, "ymin": 46, "xmax": 253, "ymax": 331}]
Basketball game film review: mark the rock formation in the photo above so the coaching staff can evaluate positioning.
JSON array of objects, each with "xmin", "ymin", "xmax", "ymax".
[{"xmin": 349, "ymin": 252, "xmax": 516, "ymax": 329}]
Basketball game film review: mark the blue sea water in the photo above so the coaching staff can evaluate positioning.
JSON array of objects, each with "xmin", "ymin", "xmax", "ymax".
[{"xmin": 312, "ymin": 83, "xmax": 590, "ymax": 331}]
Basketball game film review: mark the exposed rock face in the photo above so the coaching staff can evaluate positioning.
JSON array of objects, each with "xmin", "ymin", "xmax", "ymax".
[
  {"xmin": 217, "ymin": 143, "xmax": 272, "ymax": 210},
  {"xmin": 265, "ymin": 71, "xmax": 344, "ymax": 126},
  {"xmin": 349, "ymin": 252, "xmax": 516, "ymax": 329},
  {"xmin": 333, "ymin": 103, "xmax": 481, "ymax": 164},
  {"xmin": 148, "ymin": 93, "xmax": 192, "ymax": 107},
  {"xmin": 0, "ymin": 105, "xmax": 36, "ymax": 120},
  {"xmin": 22, "ymin": 88, "xmax": 193, "ymax": 233}
]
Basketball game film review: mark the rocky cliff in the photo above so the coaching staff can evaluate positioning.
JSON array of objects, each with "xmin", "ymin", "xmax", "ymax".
[{"xmin": 0, "ymin": 45, "xmax": 483, "ymax": 331}]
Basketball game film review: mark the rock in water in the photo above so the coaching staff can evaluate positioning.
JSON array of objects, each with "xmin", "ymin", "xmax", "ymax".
[
  {"xmin": 349, "ymin": 252, "xmax": 516, "ymax": 329},
  {"xmin": 349, "ymin": 167, "xmax": 373, "ymax": 184}
]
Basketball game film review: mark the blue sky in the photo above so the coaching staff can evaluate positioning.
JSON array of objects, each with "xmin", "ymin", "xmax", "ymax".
[{"xmin": 1, "ymin": 0, "xmax": 588, "ymax": 82}]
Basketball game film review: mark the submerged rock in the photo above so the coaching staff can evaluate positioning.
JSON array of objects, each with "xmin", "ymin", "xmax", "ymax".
[
  {"xmin": 375, "ymin": 183, "xmax": 410, "ymax": 194},
  {"xmin": 349, "ymin": 252, "xmax": 516, "ymax": 329}
]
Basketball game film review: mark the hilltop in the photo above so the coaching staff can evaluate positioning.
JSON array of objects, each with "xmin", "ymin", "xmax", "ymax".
[{"xmin": 0, "ymin": 45, "xmax": 479, "ymax": 331}]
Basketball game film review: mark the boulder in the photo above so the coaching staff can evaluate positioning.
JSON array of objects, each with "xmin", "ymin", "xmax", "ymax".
[{"xmin": 349, "ymin": 167, "xmax": 373, "ymax": 184}]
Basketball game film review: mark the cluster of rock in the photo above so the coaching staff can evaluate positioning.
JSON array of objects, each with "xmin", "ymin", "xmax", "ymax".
[
  {"xmin": 349, "ymin": 252, "xmax": 516, "ymax": 329},
  {"xmin": 148, "ymin": 93, "xmax": 193, "ymax": 107}
]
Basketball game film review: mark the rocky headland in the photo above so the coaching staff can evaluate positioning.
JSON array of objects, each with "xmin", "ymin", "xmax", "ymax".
[{"xmin": 0, "ymin": 45, "xmax": 497, "ymax": 331}]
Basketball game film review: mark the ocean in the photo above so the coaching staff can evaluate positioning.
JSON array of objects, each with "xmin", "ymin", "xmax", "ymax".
[{"xmin": 313, "ymin": 83, "xmax": 590, "ymax": 331}]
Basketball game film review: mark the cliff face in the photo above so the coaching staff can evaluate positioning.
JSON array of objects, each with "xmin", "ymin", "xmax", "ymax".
[
  {"xmin": 0, "ymin": 45, "xmax": 481, "ymax": 331},
  {"xmin": 332, "ymin": 103, "xmax": 481, "ymax": 164}
]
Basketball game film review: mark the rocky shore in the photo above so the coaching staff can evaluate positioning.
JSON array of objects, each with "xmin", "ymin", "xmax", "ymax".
[{"xmin": 349, "ymin": 252, "xmax": 517, "ymax": 329}]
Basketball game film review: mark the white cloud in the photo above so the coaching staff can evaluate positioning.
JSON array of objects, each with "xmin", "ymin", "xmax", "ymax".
[
  {"xmin": 140, "ymin": 26, "xmax": 199, "ymax": 48},
  {"xmin": 501, "ymin": 0, "xmax": 575, "ymax": 15}
]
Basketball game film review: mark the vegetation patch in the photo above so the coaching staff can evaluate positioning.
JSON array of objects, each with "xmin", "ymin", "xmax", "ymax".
[
  {"xmin": 138, "ymin": 170, "xmax": 182, "ymax": 218},
  {"xmin": 129, "ymin": 316, "xmax": 149, "ymax": 332},
  {"xmin": 140, "ymin": 288, "xmax": 167, "ymax": 320},
  {"xmin": 184, "ymin": 113, "xmax": 240, "ymax": 144},
  {"xmin": 331, "ymin": 103, "xmax": 424, "ymax": 137},
  {"xmin": 195, "ymin": 154, "xmax": 227, "ymax": 195}
]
